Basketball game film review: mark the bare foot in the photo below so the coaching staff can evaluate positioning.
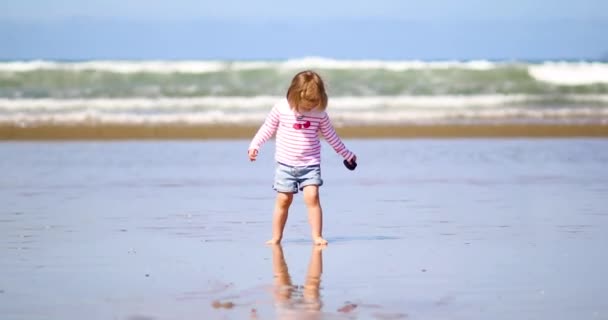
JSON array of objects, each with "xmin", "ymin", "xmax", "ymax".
[
  {"xmin": 265, "ymin": 238, "xmax": 281, "ymax": 245},
  {"xmin": 312, "ymin": 237, "xmax": 328, "ymax": 245}
]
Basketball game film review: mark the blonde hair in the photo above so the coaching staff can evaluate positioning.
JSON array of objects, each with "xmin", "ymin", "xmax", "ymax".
[{"xmin": 286, "ymin": 70, "xmax": 328, "ymax": 113}]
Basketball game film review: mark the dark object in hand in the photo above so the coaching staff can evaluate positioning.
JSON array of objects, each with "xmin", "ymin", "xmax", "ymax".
[{"xmin": 343, "ymin": 159, "xmax": 357, "ymax": 171}]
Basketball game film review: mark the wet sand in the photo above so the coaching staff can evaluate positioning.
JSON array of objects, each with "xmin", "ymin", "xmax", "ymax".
[
  {"xmin": 1, "ymin": 123, "xmax": 608, "ymax": 140},
  {"xmin": 1, "ymin": 139, "xmax": 607, "ymax": 319}
]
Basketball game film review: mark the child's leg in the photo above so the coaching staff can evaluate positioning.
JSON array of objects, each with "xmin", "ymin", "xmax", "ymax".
[
  {"xmin": 302, "ymin": 185, "xmax": 328, "ymax": 245},
  {"xmin": 266, "ymin": 192, "xmax": 293, "ymax": 244}
]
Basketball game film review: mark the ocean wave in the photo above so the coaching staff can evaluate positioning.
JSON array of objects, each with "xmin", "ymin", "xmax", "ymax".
[
  {"xmin": 278, "ymin": 57, "xmax": 498, "ymax": 71},
  {"xmin": 0, "ymin": 60, "xmax": 227, "ymax": 73},
  {"xmin": 3, "ymin": 108, "xmax": 607, "ymax": 126},
  {"xmin": 1, "ymin": 95, "xmax": 607, "ymax": 126},
  {"xmin": 2, "ymin": 59, "xmax": 608, "ymax": 98},
  {"xmin": 2, "ymin": 95, "xmax": 608, "ymax": 111},
  {"xmin": 528, "ymin": 62, "xmax": 608, "ymax": 85},
  {"xmin": 0, "ymin": 58, "xmax": 501, "ymax": 73}
]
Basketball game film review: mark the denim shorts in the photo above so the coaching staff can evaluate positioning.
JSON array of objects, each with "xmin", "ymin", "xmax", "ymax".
[{"xmin": 273, "ymin": 162, "xmax": 323, "ymax": 193}]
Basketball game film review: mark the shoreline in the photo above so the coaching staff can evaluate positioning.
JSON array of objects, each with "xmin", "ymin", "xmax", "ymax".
[{"xmin": 1, "ymin": 123, "xmax": 608, "ymax": 140}]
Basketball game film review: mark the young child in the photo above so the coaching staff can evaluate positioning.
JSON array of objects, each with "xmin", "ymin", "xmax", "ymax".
[{"xmin": 248, "ymin": 70, "xmax": 357, "ymax": 245}]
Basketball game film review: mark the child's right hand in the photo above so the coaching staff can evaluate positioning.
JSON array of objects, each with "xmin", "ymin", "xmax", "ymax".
[{"xmin": 248, "ymin": 149, "xmax": 258, "ymax": 161}]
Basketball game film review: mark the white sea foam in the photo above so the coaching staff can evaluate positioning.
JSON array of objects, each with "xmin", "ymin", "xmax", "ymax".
[
  {"xmin": 3, "ymin": 107, "xmax": 608, "ymax": 126},
  {"xmin": 528, "ymin": 62, "xmax": 608, "ymax": 85},
  {"xmin": 3, "ymin": 59, "xmax": 607, "ymax": 90},
  {"xmin": 1, "ymin": 95, "xmax": 607, "ymax": 111},
  {"xmin": 1, "ymin": 95, "xmax": 607, "ymax": 125},
  {"xmin": 0, "ymin": 112, "xmax": 265, "ymax": 125},
  {"xmin": 0, "ymin": 60, "xmax": 227, "ymax": 73},
  {"xmin": 0, "ymin": 58, "xmax": 501, "ymax": 74},
  {"xmin": 279, "ymin": 57, "xmax": 498, "ymax": 71},
  {"xmin": 4, "ymin": 59, "xmax": 607, "ymax": 91},
  {"xmin": 0, "ymin": 96, "xmax": 278, "ymax": 110}
]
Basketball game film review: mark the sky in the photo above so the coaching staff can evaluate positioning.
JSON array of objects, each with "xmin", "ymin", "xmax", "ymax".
[{"xmin": 1, "ymin": 0, "xmax": 607, "ymax": 60}]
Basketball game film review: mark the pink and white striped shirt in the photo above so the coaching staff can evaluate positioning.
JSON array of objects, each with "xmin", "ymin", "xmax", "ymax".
[{"xmin": 249, "ymin": 99, "xmax": 354, "ymax": 167}]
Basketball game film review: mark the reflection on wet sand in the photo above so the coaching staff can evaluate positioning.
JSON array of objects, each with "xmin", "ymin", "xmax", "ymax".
[{"xmin": 271, "ymin": 244, "xmax": 324, "ymax": 318}]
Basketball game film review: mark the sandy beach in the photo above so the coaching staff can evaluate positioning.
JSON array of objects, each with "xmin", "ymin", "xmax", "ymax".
[
  {"xmin": 1, "ymin": 139, "xmax": 607, "ymax": 319},
  {"xmin": 1, "ymin": 123, "xmax": 608, "ymax": 140}
]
